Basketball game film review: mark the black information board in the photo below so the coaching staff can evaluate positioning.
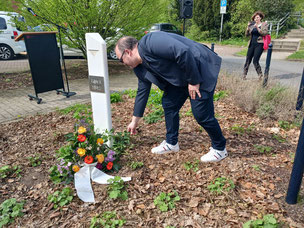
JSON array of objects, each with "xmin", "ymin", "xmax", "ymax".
[{"xmin": 22, "ymin": 32, "xmax": 65, "ymax": 103}]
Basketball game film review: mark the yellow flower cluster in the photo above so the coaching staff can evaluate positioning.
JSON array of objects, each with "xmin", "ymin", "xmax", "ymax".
[
  {"xmin": 96, "ymin": 154, "xmax": 104, "ymax": 163},
  {"xmin": 78, "ymin": 126, "xmax": 87, "ymax": 134},
  {"xmin": 72, "ymin": 165, "xmax": 80, "ymax": 172},
  {"xmin": 77, "ymin": 148, "xmax": 86, "ymax": 157},
  {"xmin": 97, "ymin": 138, "xmax": 104, "ymax": 145}
]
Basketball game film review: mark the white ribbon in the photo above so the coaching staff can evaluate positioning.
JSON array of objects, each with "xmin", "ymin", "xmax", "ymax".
[{"xmin": 74, "ymin": 162, "xmax": 131, "ymax": 203}]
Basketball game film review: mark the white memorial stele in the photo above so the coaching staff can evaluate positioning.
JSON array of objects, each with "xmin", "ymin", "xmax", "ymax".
[{"xmin": 73, "ymin": 33, "xmax": 130, "ymax": 203}]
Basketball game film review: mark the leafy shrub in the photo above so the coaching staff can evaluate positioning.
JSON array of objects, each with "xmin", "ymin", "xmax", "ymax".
[
  {"xmin": 110, "ymin": 92, "xmax": 123, "ymax": 103},
  {"xmin": 0, "ymin": 165, "xmax": 21, "ymax": 179},
  {"xmin": 0, "ymin": 198, "xmax": 24, "ymax": 227},
  {"xmin": 90, "ymin": 211, "xmax": 125, "ymax": 228},
  {"xmin": 129, "ymin": 161, "xmax": 144, "ymax": 170},
  {"xmin": 48, "ymin": 187, "xmax": 73, "ymax": 209},
  {"xmin": 213, "ymin": 90, "xmax": 228, "ymax": 101},
  {"xmin": 243, "ymin": 214, "xmax": 279, "ymax": 228},
  {"xmin": 107, "ymin": 176, "xmax": 128, "ymax": 200},
  {"xmin": 144, "ymin": 107, "xmax": 164, "ymax": 124},
  {"xmin": 154, "ymin": 191, "xmax": 180, "ymax": 212},
  {"xmin": 123, "ymin": 89, "xmax": 137, "ymax": 98},
  {"xmin": 207, "ymin": 177, "xmax": 235, "ymax": 194}
]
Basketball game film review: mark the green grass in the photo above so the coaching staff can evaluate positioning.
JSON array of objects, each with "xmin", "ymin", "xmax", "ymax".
[
  {"xmin": 287, "ymin": 50, "xmax": 304, "ymax": 60},
  {"xmin": 235, "ymin": 48, "xmax": 247, "ymax": 56},
  {"xmin": 200, "ymin": 38, "xmax": 248, "ymax": 47}
]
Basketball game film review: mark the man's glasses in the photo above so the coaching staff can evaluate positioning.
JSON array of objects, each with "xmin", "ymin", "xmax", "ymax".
[{"xmin": 119, "ymin": 50, "xmax": 126, "ymax": 63}]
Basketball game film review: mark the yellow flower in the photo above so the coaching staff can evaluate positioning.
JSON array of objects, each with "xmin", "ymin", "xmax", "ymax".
[
  {"xmin": 78, "ymin": 126, "xmax": 87, "ymax": 134},
  {"xmin": 77, "ymin": 148, "xmax": 86, "ymax": 157},
  {"xmin": 96, "ymin": 154, "xmax": 104, "ymax": 163},
  {"xmin": 72, "ymin": 165, "xmax": 80, "ymax": 172},
  {"xmin": 97, "ymin": 138, "xmax": 104, "ymax": 145}
]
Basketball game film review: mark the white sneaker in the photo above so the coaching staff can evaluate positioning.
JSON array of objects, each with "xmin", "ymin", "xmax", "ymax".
[
  {"xmin": 151, "ymin": 140, "xmax": 180, "ymax": 154},
  {"xmin": 200, "ymin": 147, "xmax": 228, "ymax": 162}
]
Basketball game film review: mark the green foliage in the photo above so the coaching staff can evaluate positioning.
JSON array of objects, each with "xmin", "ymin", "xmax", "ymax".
[
  {"xmin": 183, "ymin": 160, "xmax": 200, "ymax": 172},
  {"xmin": 154, "ymin": 191, "xmax": 180, "ymax": 212},
  {"xmin": 147, "ymin": 88, "xmax": 163, "ymax": 107},
  {"xmin": 183, "ymin": 109, "xmax": 193, "ymax": 117},
  {"xmin": 272, "ymin": 134, "xmax": 287, "ymax": 143},
  {"xmin": 58, "ymin": 103, "xmax": 92, "ymax": 121},
  {"xmin": 123, "ymin": 89, "xmax": 137, "ymax": 98},
  {"xmin": 235, "ymin": 48, "xmax": 248, "ymax": 57},
  {"xmin": 144, "ymin": 107, "xmax": 164, "ymax": 124},
  {"xmin": 110, "ymin": 92, "xmax": 123, "ymax": 103},
  {"xmin": 243, "ymin": 214, "xmax": 279, "ymax": 228},
  {"xmin": 103, "ymin": 130, "xmax": 131, "ymax": 156},
  {"xmin": 287, "ymin": 50, "xmax": 304, "ymax": 60},
  {"xmin": 254, "ymin": 145, "xmax": 273, "ymax": 154},
  {"xmin": 213, "ymin": 90, "xmax": 228, "ymax": 101},
  {"xmin": 129, "ymin": 161, "xmax": 144, "ymax": 170},
  {"xmin": 231, "ymin": 124, "xmax": 254, "ymax": 135},
  {"xmin": 14, "ymin": 0, "xmax": 168, "ymax": 57},
  {"xmin": 107, "ymin": 176, "xmax": 128, "ymax": 201},
  {"xmin": 48, "ymin": 187, "xmax": 73, "ymax": 209},
  {"xmin": 27, "ymin": 155, "xmax": 42, "ymax": 167},
  {"xmin": 49, "ymin": 160, "xmax": 74, "ymax": 185},
  {"xmin": 278, "ymin": 120, "xmax": 293, "ymax": 130},
  {"xmin": 207, "ymin": 177, "xmax": 235, "ymax": 194},
  {"xmin": 0, "ymin": 198, "xmax": 24, "ymax": 227},
  {"xmin": 252, "ymin": 165, "xmax": 261, "ymax": 171},
  {"xmin": 90, "ymin": 211, "xmax": 125, "ymax": 228},
  {"xmin": 0, "ymin": 165, "xmax": 21, "ymax": 179}
]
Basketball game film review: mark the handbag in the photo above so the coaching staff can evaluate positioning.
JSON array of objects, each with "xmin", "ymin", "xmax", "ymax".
[{"xmin": 263, "ymin": 34, "xmax": 271, "ymax": 50}]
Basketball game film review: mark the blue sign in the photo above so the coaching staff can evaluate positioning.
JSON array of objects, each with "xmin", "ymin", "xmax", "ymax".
[{"xmin": 221, "ymin": 0, "xmax": 227, "ymax": 7}]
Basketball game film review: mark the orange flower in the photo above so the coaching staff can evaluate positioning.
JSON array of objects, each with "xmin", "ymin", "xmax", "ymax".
[
  {"xmin": 77, "ymin": 148, "xmax": 86, "ymax": 157},
  {"xmin": 78, "ymin": 126, "xmax": 86, "ymax": 134},
  {"xmin": 106, "ymin": 162, "xmax": 113, "ymax": 170},
  {"xmin": 96, "ymin": 154, "xmax": 104, "ymax": 163},
  {"xmin": 77, "ymin": 134, "xmax": 86, "ymax": 142},
  {"xmin": 97, "ymin": 138, "xmax": 104, "ymax": 145},
  {"xmin": 72, "ymin": 165, "xmax": 80, "ymax": 172},
  {"xmin": 84, "ymin": 155, "xmax": 94, "ymax": 164}
]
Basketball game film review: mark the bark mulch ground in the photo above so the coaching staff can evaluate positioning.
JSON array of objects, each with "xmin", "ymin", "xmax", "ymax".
[{"xmin": 1, "ymin": 62, "xmax": 304, "ymax": 227}]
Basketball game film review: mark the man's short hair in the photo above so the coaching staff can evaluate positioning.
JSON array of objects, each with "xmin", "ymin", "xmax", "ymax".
[{"xmin": 116, "ymin": 36, "xmax": 138, "ymax": 52}]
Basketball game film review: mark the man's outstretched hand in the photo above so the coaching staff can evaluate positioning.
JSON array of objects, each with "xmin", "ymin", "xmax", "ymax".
[
  {"xmin": 188, "ymin": 84, "xmax": 201, "ymax": 99},
  {"xmin": 127, "ymin": 116, "xmax": 141, "ymax": 135}
]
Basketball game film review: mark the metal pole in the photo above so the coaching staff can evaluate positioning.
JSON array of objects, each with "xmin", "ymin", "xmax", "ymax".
[
  {"xmin": 263, "ymin": 43, "xmax": 273, "ymax": 87},
  {"xmin": 276, "ymin": 22, "xmax": 280, "ymax": 37},
  {"xmin": 219, "ymin": 14, "xmax": 224, "ymax": 42},
  {"xmin": 296, "ymin": 68, "xmax": 304, "ymax": 111},
  {"xmin": 286, "ymin": 117, "xmax": 304, "ymax": 204},
  {"xmin": 211, "ymin": 43, "xmax": 215, "ymax": 52}
]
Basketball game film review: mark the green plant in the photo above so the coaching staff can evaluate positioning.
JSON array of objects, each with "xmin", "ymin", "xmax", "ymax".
[
  {"xmin": 183, "ymin": 160, "xmax": 200, "ymax": 172},
  {"xmin": 129, "ymin": 161, "xmax": 144, "ymax": 170},
  {"xmin": 184, "ymin": 109, "xmax": 193, "ymax": 117},
  {"xmin": 58, "ymin": 103, "xmax": 92, "ymax": 120},
  {"xmin": 0, "ymin": 165, "xmax": 21, "ymax": 179},
  {"xmin": 90, "ymin": 211, "xmax": 125, "ymax": 228},
  {"xmin": 235, "ymin": 48, "xmax": 248, "ymax": 56},
  {"xmin": 252, "ymin": 165, "xmax": 261, "ymax": 171},
  {"xmin": 254, "ymin": 145, "xmax": 272, "ymax": 154},
  {"xmin": 207, "ymin": 177, "xmax": 235, "ymax": 194},
  {"xmin": 107, "ymin": 176, "xmax": 128, "ymax": 200},
  {"xmin": 147, "ymin": 88, "xmax": 163, "ymax": 107},
  {"xmin": 0, "ymin": 198, "xmax": 24, "ymax": 227},
  {"xmin": 123, "ymin": 89, "xmax": 137, "ymax": 98},
  {"xmin": 213, "ymin": 90, "xmax": 228, "ymax": 101},
  {"xmin": 144, "ymin": 107, "xmax": 164, "ymax": 124},
  {"xmin": 278, "ymin": 120, "xmax": 293, "ymax": 130},
  {"xmin": 243, "ymin": 214, "xmax": 279, "ymax": 228},
  {"xmin": 27, "ymin": 155, "xmax": 42, "ymax": 167},
  {"xmin": 48, "ymin": 187, "xmax": 73, "ymax": 209},
  {"xmin": 272, "ymin": 134, "xmax": 287, "ymax": 143},
  {"xmin": 110, "ymin": 92, "xmax": 123, "ymax": 103},
  {"xmin": 231, "ymin": 125, "xmax": 245, "ymax": 135},
  {"xmin": 49, "ymin": 159, "xmax": 74, "ymax": 184},
  {"xmin": 154, "ymin": 191, "xmax": 180, "ymax": 212}
]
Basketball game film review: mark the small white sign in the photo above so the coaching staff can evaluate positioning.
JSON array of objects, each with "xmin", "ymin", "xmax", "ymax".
[{"xmin": 220, "ymin": 6, "xmax": 226, "ymax": 14}]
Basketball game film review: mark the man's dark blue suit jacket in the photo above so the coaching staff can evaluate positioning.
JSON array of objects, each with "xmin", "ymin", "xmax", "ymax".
[{"xmin": 133, "ymin": 31, "xmax": 222, "ymax": 117}]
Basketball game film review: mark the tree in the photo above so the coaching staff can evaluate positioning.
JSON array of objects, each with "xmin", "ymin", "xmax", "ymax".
[{"xmin": 13, "ymin": 0, "xmax": 168, "ymax": 57}]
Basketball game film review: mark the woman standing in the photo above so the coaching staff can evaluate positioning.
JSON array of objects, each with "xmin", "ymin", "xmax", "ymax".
[{"xmin": 243, "ymin": 11, "xmax": 268, "ymax": 80}]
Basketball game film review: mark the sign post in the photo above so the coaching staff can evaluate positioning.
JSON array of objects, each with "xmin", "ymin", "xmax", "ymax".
[
  {"xmin": 85, "ymin": 33, "xmax": 112, "ymax": 136},
  {"xmin": 220, "ymin": 0, "xmax": 227, "ymax": 42}
]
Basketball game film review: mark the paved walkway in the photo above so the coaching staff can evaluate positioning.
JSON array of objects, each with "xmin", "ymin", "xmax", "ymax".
[{"xmin": 0, "ymin": 46, "xmax": 295, "ymax": 124}]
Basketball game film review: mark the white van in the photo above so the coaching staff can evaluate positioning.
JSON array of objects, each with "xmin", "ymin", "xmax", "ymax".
[{"xmin": 0, "ymin": 11, "xmax": 26, "ymax": 60}]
